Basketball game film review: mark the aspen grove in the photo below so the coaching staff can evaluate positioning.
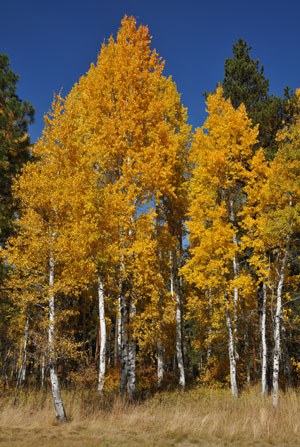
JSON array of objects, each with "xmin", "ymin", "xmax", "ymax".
[{"xmin": 1, "ymin": 16, "xmax": 300, "ymax": 421}]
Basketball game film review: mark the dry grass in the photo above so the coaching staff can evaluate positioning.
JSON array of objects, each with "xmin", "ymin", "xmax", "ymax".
[{"xmin": 0, "ymin": 387, "xmax": 299, "ymax": 446}]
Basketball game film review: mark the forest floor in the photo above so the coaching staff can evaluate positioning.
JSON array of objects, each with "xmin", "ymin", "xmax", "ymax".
[{"xmin": 0, "ymin": 387, "xmax": 299, "ymax": 446}]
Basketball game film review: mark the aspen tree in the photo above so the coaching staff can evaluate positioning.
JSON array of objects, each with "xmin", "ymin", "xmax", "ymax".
[
  {"xmin": 183, "ymin": 87, "xmax": 257, "ymax": 397},
  {"xmin": 270, "ymin": 102, "xmax": 300, "ymax": 406},
  {"xmin": 242, "ymin": 87, "xmax": 300, "ymax": 404},
  {"xmin": 242, "ymin": 148, "xmax": 271, "ymax": 395},
  {"xmin": 251, "ymin": 129, "xmax": 300, "ymax": 406},
  {"xmin": 7, "ymin": 16, "xmax": 189, "ymax": 397},
  {"xmin": 71, "ymin": 16, "xmax": 190, "ymax": 393},
  {"xmin": 7, "ymin": 96, "xmax": 98, "ymax": 420}
]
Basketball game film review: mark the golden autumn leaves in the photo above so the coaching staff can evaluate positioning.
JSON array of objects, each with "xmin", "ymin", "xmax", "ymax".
[
  {"xmin": 184, "ymin": 87, "xmax": 300, "ymax": 399},
  {"xmin": 5, "ymin": 16, "xmax": 189, "ymax": 403},
  {"xmin": 4, "ymin": 16, "xmax": 300, "ymax": 407}
]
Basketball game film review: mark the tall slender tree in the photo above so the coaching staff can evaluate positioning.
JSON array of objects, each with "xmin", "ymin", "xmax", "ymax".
[
  {"xmin": 210, "ymin": 39, "xmax": 294, "ymax": 158},
  {"xmin": 183, "ymin": 87, "xmax": 258, "ymax": 397},
  {"xmin": 244, "ymin": 99, "xmax": 300, "ymax": 406},
  {"xmin": 70, "ymin": 16, "xmax": 190, "ymax": 393},
  {"xmin": 6, "ymin": 96, "xmax": 98, "ymax": 421},
  {"xmin": 6, "ymin": 17, "xmax": 190, "ymax": 399}
]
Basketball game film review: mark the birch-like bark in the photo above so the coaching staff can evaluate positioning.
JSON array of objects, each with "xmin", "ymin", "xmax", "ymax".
[
  {"xmin": 98, "ymin": 274, "xmax": 106, "ymax": 395},
  {"xmin": 244, "ymin": 320, "xmax": 250, "ymax": 384},
  {"xmin": 157, "ymin": 291, "xmax": 164, "ymax": 388},
  {"xmin": 117, "ymin": 297, "xmax": 122, "ymax": 359},
  {"xmin": 120, "ymin": 282, "xmax": 128, "ymax": 394},
  {"xmin": 155, "ymin": 204, "xmax": 164, "ymax": 387},
  {"xmin": 207, "ymin": 289, "xmax": 213, "ymax": 362},
  {"xmin": 48, "ymin": 237, "xmax": 67, "ymax": 422},
  {"xmin": 261, "ymin": 282, "xmax": 268, "ymax": 395},
  {"xmin": 226, "ymin": 308, "xmax": 238, "ymax": 398},
  {"xmin": 127, "ymin": 297, "xmax": 136, "ymax": 399},
  {"xmin": 229, "ymin": 199, "xmax": 239, "ymax": 360},
  {"xmin": 170, "ymin": 251, "xmax": 185, "ymax": 389},
  {"xmin": 18, "ymin": 315, "xmax": 29, "ymax": 385},
  {"xmin": 181, "ymin": 276, "xmax": 188, "ymax": 370},
  {"xmin": 41, "ymin": 352, "xmax": 45, "ymax": 388},
  {"xmin": 120, "ymin": 210, "xmax": 136, "ymax": 397},
  {"xmin": 157, "ymin": 339, "xmax": 164, "ymax": 388},
  {"xmin": 272, "ymin": 241, "xmax": 289, "ymax": 408},
  {"xmin": 114, "ymin": 296, "xmax": 122, "ymax": 367}
]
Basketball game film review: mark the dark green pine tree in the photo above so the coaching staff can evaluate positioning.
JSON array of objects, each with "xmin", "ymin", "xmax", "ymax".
[
  {"xmin": 0, "ymin": 54, "xmax": 34, "ymax": 245},
  {"xmin": 222, "ymin": 38, "xmax": 269, "ymax": 110},
  {"xmin": 0, "ymin": 55, "xmax": 34, "ymax": 385},
  {"xmin": 215, "ymin": 39, "xmax": 295, "ymax": 159}
]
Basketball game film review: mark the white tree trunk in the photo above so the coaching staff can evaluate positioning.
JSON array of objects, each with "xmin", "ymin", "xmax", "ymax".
[
  {"xmin": 226, "ymin": 200, "xmax": 239, "ymax": 397},
  {"xmin": 18, "ymin": 315, "xmax": 29, "ymax": 385},
  {"xmin": 181, "ymin": 276, "xmax": 188, "ymax": 369},
  {"xmin": 120, "ymin": 214, "xmax": 136, "ymax": 396},
  {"xmin": 170, "ymin": 251, "xmax": 185, "ymax": 389},
  {"xmin": 114, "ymin": 296, "xmax": 122, "ymax": 367},
  {"xmin": 41, "ymin": 352, "xmax": 45, "ymax": 388},
  {"xmin": 48, "ymin": 239, "xmax": 67, "ymax": 422},
  {"xmin": 157, "ymin": 290, "xmax": 164, "ymax": 388},
  {"xmin": 272, "ymin": 244, "xmax": 289, "ymax": 408},
  {"xmin": 117, "ymin": 296, "xmax": 122, "ymax": 352},
  {"xmin": 157, "ymin": 339, "xmax": 164, "ymax": 388},
  {"xmin": 232, "ymin": 251, "xmax": 239, "ymax": 336},
  {"xmin": 261, "ymin": 282, "xmax": 268, "ymax": 395},
  {"xmin": 155, "ymin": 205, "xmax": 164, "ymax": 388},
  {"xmin": 98, "ymin": 274, "xmax": 106, "ymax": 395},
  {"xmin": 120, "ymin": 284, "xmax": 128, "ymax": 394},
  {"xmin": 229, "ymin": 199, "xmax": 239, "ymax": 359},
  {"xmin": 226, "ymin": 309, "xmax": 238, "ymax": 398},
  {"xmin": 207, "ymin": 289, "xmax": 213, "ymax": 362},
  {"xmin": 127, "ymin": 297, "xmax": 136, "ymax": 399}
]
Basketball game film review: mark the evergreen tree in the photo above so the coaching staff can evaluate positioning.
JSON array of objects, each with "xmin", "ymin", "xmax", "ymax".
[
  {"xmin": 211, "ymin": 39, "xmax": 293, "ymax": 158},
  {"xmin": 0, "ymin": 54, "xmax": 34, "ymax": 386},
  {"xmin": 222, "ymin": 38, "xmax": 269, "ymax": 110},
  {"xmin": 0, "ymin": 54, "xmax": 34, "ymax": 245}
]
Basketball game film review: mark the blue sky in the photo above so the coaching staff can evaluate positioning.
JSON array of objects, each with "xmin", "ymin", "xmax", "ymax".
[{"xmin": 2, "ymin": 0, "xmax": 300, "ymax": 142}]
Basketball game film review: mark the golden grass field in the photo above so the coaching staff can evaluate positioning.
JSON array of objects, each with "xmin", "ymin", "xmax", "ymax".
[{"xmin": 0, "ymin": 387, "xmax": 299, "ymax": 446}]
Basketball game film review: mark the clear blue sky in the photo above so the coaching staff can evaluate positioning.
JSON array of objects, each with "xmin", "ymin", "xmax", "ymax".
[{"xmin": 2, "ymin": 0, "xmax": 300, "ymax": 142}]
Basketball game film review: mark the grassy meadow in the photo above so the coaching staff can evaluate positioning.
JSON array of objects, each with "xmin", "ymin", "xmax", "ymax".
[{"xmin": 0, "ymin": 387, "xmax": 299, "ymax": 446}]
